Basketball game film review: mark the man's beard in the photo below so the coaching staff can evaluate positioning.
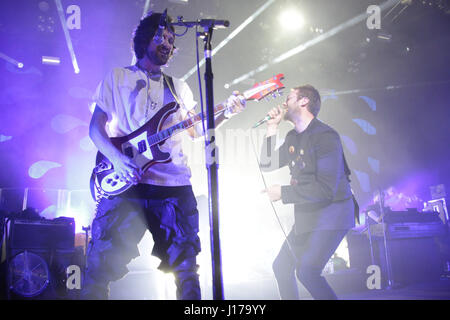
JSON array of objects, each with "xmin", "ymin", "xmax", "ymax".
[
  {"xmin": 147, "ymin": 49, "xmax": 169, "ymax": 66},
  {"xmin": 283, "ymin": 108, "xmax": 293, "ymax": 122}
]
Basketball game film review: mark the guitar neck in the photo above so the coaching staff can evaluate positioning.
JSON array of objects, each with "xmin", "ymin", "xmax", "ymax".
[
  {"xmin": 148, "ymin": 103, "xmax": 227, "ymax": 146},
  {"xmin": 146, "ymin": 77, "xmax": 283, "ymax": 146}
]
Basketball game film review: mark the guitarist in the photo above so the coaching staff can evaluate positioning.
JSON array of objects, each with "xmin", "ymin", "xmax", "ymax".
[
  {"xmin": 83, "ymin": 11, "xmax": 245, "ymax": 300},
  {"xmin": 260, "ymin": 85, "xmax": 357, "ymax": 300}
]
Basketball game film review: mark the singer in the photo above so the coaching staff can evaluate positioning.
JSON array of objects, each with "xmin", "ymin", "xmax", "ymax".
[
  {"xmin": 82, "ymin": 11, "xmax": 245, "ymax": 300},
  {"xmin": 260, "ymin": 85, "xmax": 356, "ymax": 300}
]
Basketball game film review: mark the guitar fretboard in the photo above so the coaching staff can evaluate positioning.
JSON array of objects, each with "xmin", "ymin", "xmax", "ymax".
[
  {"xmin": 146, "ymin": 76, "xmax": 283, "ymax": 146},
  {"xmin": 147, "ymin": 103, "xmax": 227, "ymax": 146}
]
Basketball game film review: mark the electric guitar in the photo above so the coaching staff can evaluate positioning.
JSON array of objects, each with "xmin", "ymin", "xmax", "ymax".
[{"xmin": 91, "ymin": 74, "xmax": 285, "ymax": 198}]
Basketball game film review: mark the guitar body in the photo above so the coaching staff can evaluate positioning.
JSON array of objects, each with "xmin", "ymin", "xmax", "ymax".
[
  {"xmin": 91, "ymin": 73, "xmax": 285, "ymax": 199},
  {"xmin": 92, "ymin": 102, "xmax": 179, "ymax": 197}
]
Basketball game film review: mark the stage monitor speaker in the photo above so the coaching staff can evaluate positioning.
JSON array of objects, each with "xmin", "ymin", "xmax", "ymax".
[{"xmin": 6, "ymin": 247, "xmax": 84, "ymax": 300}]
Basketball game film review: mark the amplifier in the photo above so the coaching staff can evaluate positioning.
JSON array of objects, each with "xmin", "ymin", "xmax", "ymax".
[
  {"xmin": 370, "ymin": 221, "xmax": 446, "ymax": 239},
  {"xmin": 9, "ymin": 217, "xmax": 75, "ymax": 250},
  {"xmin": 367, "ymin": 209, "xmax": 446, "ymax": 239},
  {"xmin": 381, "ymin": 209, "xmax": 442, "ymax": 223}
]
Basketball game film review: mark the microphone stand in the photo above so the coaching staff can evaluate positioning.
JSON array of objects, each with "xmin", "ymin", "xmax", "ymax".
[
  {"xmin": 202, "ymin": 25, "xmax": 224, "ymax": 301},
  {"xmin": 170, "ymin": 15, "xmax": 229, "ymax": 301}
]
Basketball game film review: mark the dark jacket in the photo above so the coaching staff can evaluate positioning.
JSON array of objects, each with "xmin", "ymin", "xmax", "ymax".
[{"xmin": 260, "ymin": 118, "xmax": 355, "ymax": 233}]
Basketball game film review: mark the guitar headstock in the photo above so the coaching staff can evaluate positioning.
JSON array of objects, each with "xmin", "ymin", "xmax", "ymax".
[{"xmin": 244, "ymin": 74, "xmax": 285, "ymax": 101}]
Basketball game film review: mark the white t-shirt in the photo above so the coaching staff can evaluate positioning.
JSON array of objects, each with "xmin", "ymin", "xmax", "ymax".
[{"xmin": 93, "ymin": 65, "xmax": 197, "ymax": 187}]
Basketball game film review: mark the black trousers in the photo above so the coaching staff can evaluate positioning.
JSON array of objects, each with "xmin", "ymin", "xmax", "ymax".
[
  {"xmin": 272, "ymin": 228, "xmax": 348, "ymax": 300},
  {"xmin": 81, "ymin": 184, "xmax": 201, "ymax": 300}
]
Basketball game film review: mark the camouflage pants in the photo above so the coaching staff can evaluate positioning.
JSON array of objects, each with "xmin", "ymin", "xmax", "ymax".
[{"xmin": 81, "ymin": 184, "xmax": 201, "ymax": 300}]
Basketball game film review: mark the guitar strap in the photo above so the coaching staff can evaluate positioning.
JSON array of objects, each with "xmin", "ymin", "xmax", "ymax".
[{"xmin": 163, "ymin": 73, "xmax": 181, "ymax": 106}]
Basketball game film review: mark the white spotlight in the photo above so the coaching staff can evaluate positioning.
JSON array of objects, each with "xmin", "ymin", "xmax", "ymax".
[
  {"xmin": 42, "ymin": 55, "xmax": 61, "ymax": 65},
  {"xmin": 0, "ymin": 52, "xmax": 24, "ymax": 69},
  {"xmin": 278, "ymin": 9, "xmax": 305, "ymax": 31}
]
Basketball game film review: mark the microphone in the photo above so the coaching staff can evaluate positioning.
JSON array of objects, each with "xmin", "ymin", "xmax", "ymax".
[
  {"xmin": 253, "ymin": 106, "xmax": 287, "ymax": 128},
  {"xmin": 153, "ymin": 9, "xmax": 168, "ymax": 45},
  {"xmin": 252, "ymin": 115, "xmax": 272, "ymax": 128}
]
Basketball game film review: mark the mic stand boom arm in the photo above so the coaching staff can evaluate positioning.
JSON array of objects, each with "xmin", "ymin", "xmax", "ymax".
[{"xmin": 169, "ymin": 18, "xmax": 230, "ymax": 29}]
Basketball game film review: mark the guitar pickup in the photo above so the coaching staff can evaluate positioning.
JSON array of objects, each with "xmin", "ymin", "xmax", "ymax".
[
  {"xmin": 137, "ymin": 140, "xmax": 147, "ymax": 153},
  {"xmin": 124, "ymin": 146, "xmax": 134, "ymax": 158},
  {"xmin": 94, "ymin": 161, "xmax": 112, "ymax": 173}
]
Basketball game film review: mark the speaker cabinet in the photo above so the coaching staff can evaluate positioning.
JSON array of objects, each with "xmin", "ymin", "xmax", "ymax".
[
  {"xmin": 374, "ymin": 236, "xmax": 442, "ymax": 286},
  {"xmin": 4, "ymin": 217, "xmax": 83, "ymax": 299},
  {"xmin": 9, "ymin": 218, "xmax": 75, "ymax": 250},
  {"xmin": 348, "ymin": 231, "xmax": 444, "ymax": 287},
  {"xmin": 6, "ymin": 247, "xmax": 84, "ymax": 300}
]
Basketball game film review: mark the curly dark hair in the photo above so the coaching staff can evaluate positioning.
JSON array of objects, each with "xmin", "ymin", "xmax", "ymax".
[{"xmin": 132, "ymin": 11, "xmax": 175, "ymax": 60}]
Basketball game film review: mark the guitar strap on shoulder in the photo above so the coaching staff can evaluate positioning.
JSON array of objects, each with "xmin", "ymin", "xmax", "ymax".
[{"xmin": 163, "ymin": 73, "xmax": 182, "ymax": 106}]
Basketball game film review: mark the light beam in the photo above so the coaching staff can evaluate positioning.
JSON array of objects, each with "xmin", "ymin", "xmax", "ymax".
[
  {"xmin": 181, "ymin": 0, "xmax": 279, "ymax": 81},
  {"xmin": 0, "ymin": 52, "xmax": 24, "ymax": 68},
  {"xmin": 226, "ymin": 0, "xmax": 399, "ymax": 87},
  {"xmin": 55, "ymin": 0, "xmax": 80, "ymax": 74}
]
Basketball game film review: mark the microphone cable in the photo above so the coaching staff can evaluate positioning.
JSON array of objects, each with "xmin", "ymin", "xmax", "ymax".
[{"xmin": 249, "ymin": 127, "xmax": 299, "ymax": 264}]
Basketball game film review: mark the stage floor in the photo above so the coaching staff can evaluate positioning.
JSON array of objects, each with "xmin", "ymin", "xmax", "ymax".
[{"xmin": 340, "ymin": 278, "xmax": 450, "ymax": 300}]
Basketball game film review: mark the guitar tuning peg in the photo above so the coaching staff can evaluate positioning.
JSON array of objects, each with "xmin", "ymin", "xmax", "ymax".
[
  {"xmin": 277, "ymin": 90, "xmax": 284, "ymax": 96},
  {"xmin": 265, "ymin": 96, "xmax": 271, "ymax": 102}
]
